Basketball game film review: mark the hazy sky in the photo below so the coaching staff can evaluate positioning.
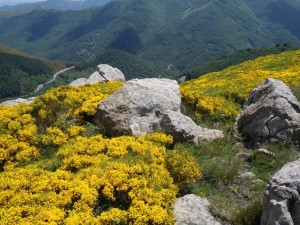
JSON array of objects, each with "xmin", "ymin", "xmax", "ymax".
[{"xmin": 0, "ymin": 0, "xmax": 46, "ymax": 6}]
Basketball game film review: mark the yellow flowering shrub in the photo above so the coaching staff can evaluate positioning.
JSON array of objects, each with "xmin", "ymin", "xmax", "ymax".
[
  {"xmin": 0, "ymin": 82, "xmax": 202, "ymax": 224},
  {"xmin": 139, "ymin": 133, "xmax": 174, "ymax": 147},
  {"xmin": 0, "ymin": 133, "xmax": 201, "ymax": 224},
  {"xmin": 181, "ymin": 49, "xmax": 300, "ymax": 118},
  {"xmin": 67, "ymin": 125, "xmax": 86, "ymax": 137},
  {"xmin": 0, "ymin": 104, "xmax": 39, "ymax": 170},
  {"xmin": 31, "ymin": 81, "xmax": 123, "ymax": 130}
]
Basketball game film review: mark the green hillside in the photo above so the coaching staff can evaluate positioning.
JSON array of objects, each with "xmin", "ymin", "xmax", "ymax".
[
  {"xmin": 0, "ymin": 0, "xmax": 299, "ymax": 72},
  {"xmin": 76, "ymin": 49, "xmax": 170, "ymax": 80},
  {"xmin": 0, "ymin": 44, "xmax": 66, "ymax": 72},
  {"xmin": 184, "ymin": 43, "xmax": 298, "ymax": 80},
  {"xmin": 0, "ymin": 46, "xmax": 66, "ymax": 99},
  {"xmin": 0, "ymin": 0, "xmax": 112, "ymax": 11},
  {"xmin": 181, "ymin": 49, "xmax": 300, "ymax": 119}
]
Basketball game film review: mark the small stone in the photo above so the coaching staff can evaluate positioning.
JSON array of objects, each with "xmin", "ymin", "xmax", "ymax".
[
  {"xmin": 257, "ymin": 148, "xmax": 275, "ymax": 156},
  {"xmin": 236, "ymin": 152, "xmax": 251, "ymax": 160},
  {"xmin": 173, "ymin": 194, "xmax": 221, "ymax": 225},
  {"xmin": 234, "ymin": 142, "xmax": 245, "ymax": 148},
  {"xmin": 238, "ymin": 172, "xmax": 256, "ymax": 179}
]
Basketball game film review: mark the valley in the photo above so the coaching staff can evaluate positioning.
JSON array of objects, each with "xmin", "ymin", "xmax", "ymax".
[{"xmin": 0, "ymin": 0, "xmax": 299, "ymax": 72}]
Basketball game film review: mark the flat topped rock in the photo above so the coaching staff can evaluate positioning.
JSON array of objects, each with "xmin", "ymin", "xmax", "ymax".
[{"xmin": 233, "ymin": 78, "xmax": 300, "ymax": 146}]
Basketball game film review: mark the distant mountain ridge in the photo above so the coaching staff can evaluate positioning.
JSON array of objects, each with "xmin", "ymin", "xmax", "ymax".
[
  {"xmin": 0, "ymin": 0, "xmax": 299, "ymax": 72},
  {"xmin": 0, "ymin": 0, "xmax": 113, "ymax": 11}
]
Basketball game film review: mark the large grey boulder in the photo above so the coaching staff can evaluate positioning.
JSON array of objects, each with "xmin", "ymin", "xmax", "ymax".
[
  {"xmin": 96, "ymin": 78, "xmax": 180, "ymax": 136},
  {"xmin": 261, "ymin": 160, "xmax": 300, "ymax": 225},
  {"xmin": 95, "ymin": 78, "xmax": 223, "ymax": 142},
  {"xmin": 233, "ymin": 78, "xmax": 300, "ymax": 146},
  {"xmin": 173, "ymin": 194, "xmax": 221, "ymax": 225},
  {"xmin": 70, "ymin": 64, "xmax": 125, "ymax": 87},
  {"xmin": 0, "ymin": 97, "xmax": 35, "ymax": 106}
]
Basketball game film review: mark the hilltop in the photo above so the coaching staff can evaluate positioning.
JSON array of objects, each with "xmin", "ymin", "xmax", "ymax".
[{"xmin": 0, "ymin": 48, "xmax": 300, "ymax": 224}]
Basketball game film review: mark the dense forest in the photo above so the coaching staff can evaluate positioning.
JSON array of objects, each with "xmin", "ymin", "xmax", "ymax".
[{"xmin": 0, "ymin": 52, "xmax": 52, "ymax": 98}]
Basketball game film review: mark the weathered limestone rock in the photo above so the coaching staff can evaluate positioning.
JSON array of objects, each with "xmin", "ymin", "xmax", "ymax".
[
  {"xmin": 96, "ymin": 78, "xmax": 223, "ymax": 142},
  {"xmin": 69, "ymin": 78, "xmax": 87, "ymax": 87},
  {"xmin": 233, "ymin": 78, "xmax": 300, "ymax": 146},
  {"xmin": 0, "ymin": 97, "xmax": 35, "ymax": 106},
  {"xmin": 86, "ymin": 71, "xmax": 106, "ymax": 85},
  {"xmin": 161, "ymin": 110, "xmax": 223, "ymax": 143},
  {"xmin": 261, "ymin": 160, "xmax": 300, "ymax": 225},
  {"xmin": 95, "ymin": 64, "xmax": 125, "ymax": 82},
  {"xmin": 173, "ymin": 194, "xmax": 221, "ymax": 225},
  {"xmin": 70, "ymin": 64, "xmax": 125, "ymax": 87},
  {"xmin": 178, "ymin": 76, "xmax": 187, "ymax": 83},
  {"xmin": 96, "ymin": 78, "xmax": 180, "ymax": 136},
  {"xmin": 257, "ymin": 148, "xmax": 275, "ymax": 156}
]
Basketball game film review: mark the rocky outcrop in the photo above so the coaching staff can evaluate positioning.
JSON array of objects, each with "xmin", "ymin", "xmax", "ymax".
[
  {"xmin": 95, "ymin": 78, "xmax": 223, "ymax": 142},
  {"xmin": 261, "ymin": 159, "xmax": 300, "ymax": 225},
  {"xmin": 173, "ymin": 194, "xmax": 221, "ymax": 225},
  {"xmin": 96, "ymin": 78, "xmax": 180, "ymax": 136},
  {"xmin": 161, "ymin": 110, "xmax": 224, "ymax": 142},
  {"xmin": 69, "ymin": 78, "xmax": 87, "ymax": 87},
  {"xmin": 70, "ymin": 64, "xmax": 125, "ymax": 87},
  {"xmin": 0, "ymin": 97, "xmax": 35, "ymax": 106},
  {"xmin": 233, "ymin": 78, "xmax": 300, "ymax": 146}
]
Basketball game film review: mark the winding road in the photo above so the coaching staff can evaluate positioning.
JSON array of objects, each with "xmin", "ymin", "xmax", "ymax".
[{"xmin": 33, "ymin": 66, "xmax": 76, "ymax": 93}]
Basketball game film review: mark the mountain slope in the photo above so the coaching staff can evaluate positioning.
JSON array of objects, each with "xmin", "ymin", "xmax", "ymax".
[
  {"xmin": 76, "ymin": 49, "xmax": 167, "ymax": 80},
  {"xmin": 0, "ymin": 0, "xmax": 299, "ymax": 72},
  {"xmin": 183, "ymin": 43, "xmax": 298, "ymax": 80},
  {"xmin": 0, "ymin": 46, "xmax": 66, "ymax": 99},
  {"xmin": 180, "ymin": 49, "xmax": 300, "ymax": 118},
  {"xmin": 0, "ymin": 0, "xmax": 112, "ymax": 11}
]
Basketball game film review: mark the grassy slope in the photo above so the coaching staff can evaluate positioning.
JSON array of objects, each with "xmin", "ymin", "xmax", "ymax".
[
  {"xmin": 183, "ymin": 43, "xmax": 298, "ymax": 80},
  {"xmin": 179, "ymin": 49, "xmax": 300, "ymax": 224},
  {"xmin": 181, "ymin": 49, "xmax": 300, "ymax": 119}
]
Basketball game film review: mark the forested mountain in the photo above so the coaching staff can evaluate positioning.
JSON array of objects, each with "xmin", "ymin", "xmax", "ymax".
[
  {"xmin": 0, "ymin": 46, "xmax": 65, "ymax": 99},
  {"xmin": 0, "ymin": 0, "xmax": 112, "ymax": 11},
  {"xmin": 0, "ymin": 0, "xmax": 299, "ymax": 72}
]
